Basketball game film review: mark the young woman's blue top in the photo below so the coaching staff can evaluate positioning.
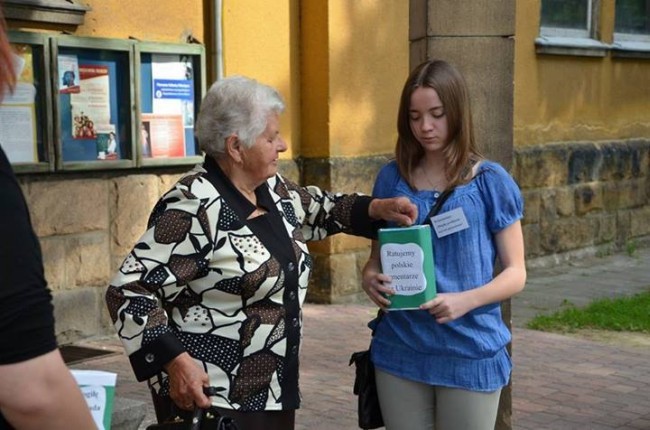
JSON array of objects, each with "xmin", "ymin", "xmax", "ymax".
[{"xmin": 370, "ymin": 159, "xmax": 524, "ymax": 392}]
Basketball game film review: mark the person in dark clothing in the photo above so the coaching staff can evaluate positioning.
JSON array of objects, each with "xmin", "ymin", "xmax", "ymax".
[{"xmin": 0, "ymin": 6, "xmax": 95, "ymax": 429}]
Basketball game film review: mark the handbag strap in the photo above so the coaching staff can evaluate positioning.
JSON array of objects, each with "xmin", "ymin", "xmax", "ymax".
[
  {"xmin": 423, "ymin": 158, "xmax": 486, "ymax": 221},
  {"xmin": 189, "ymin": 407, "xmax": 204, "ymax": 430},
  {"xmin": 424, "ymin": 188, "xmax": 454, "ymax": 221}
]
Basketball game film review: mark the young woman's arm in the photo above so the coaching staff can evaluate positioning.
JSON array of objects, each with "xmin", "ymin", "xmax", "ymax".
[
  {"xmin": 420, "ymin": 220, "xmax": 526, "ymax": 323},
  {"xmin": 361, "ymin": 241, "xmax": 394, "ymax": 309}
]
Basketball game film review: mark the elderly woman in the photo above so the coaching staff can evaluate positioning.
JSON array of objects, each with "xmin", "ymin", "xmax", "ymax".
[{"xmin": 106, "ymin": 76, "xmax": 416, "ymax": 430}]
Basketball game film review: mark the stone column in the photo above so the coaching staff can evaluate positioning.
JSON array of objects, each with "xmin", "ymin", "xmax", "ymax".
[
  {"xmin": 299, "ymin": 1, "xmax": 410, "ymax": 303},
  {"xmin": 409, "ymin": 1, "xmax": 516, "ymax": 428}
]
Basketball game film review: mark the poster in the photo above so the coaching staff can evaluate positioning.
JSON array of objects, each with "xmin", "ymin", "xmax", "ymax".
[
  {"xmin": 141, "ymin": 113, "xmax": 185, "ymax": 158},
  {"xmin": 0, "ymin": 45, "xmax": 38, "ymax": 163},
  {"xmin": 71, "ymin": 65, "xmax": 111, "ymax": 138},
  {"xmin": 59, "ymin": 54, "xmax": 125, "ymax": 163},
  {"xmin": 151, "ymin": 54, "xmax": 194, "ymax": 127},
  {"xmin": 68, "ymin": 64, "xmax": 119, "ymax": 160}
]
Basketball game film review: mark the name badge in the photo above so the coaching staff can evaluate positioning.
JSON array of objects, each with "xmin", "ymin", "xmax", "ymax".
[{"xmin": 430, "ymin": 207, "xmax": 469, "ymax": 238}]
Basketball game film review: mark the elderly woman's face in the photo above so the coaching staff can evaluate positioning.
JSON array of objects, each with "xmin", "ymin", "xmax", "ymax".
[{"xmin": 240, "ymin": 112, "xmax": 287, "ymax": 183}]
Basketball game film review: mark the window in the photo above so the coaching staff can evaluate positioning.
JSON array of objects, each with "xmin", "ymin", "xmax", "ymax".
[
  {"xmin": 613, "ymin": 0, "xmax": 650, "ymax": 57},
  {"xmin": 540, "ymin": 0, "xmax": 592, "ymax": 38},
  {"xmin": 615, "ymin": 0, "xmax": 650, "ymax": 40},
  {"xmin": 536, "ymin": 0, "xmax": 610, "ymax": 57}
]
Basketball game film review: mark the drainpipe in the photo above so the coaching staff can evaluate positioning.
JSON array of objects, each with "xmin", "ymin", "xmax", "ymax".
[{"xmin": 214, "ymin": 0, "xmax": 224, "ymax": 80}]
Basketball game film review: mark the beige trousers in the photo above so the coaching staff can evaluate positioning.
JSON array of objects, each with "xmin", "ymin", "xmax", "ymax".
[{"xmin": 375, "ymin": 368, "xmax": 502, "ymax": 430}]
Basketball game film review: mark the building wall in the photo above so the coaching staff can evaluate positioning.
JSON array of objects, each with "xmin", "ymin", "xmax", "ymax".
[
  {"xmin": 513, "ymin": 0, "xmax": 650, "ymax": 264},
  {"xmin": 6, "ymin": 0, "xmax": 209, "ymax": 343},
  {"xmin": 9, "ymin": 0, "xmax": 648, "ymax": 346},
  {"xmin": 5, "ymin": 0, "xmax": 409, "ymax": 341},
  {"xmin": 514, "ymin": 2, "xmax": 650, "ymax": 146},
  {"xmin": 299, "ymin": 0, "xmax": 410, "ymax": 303}
]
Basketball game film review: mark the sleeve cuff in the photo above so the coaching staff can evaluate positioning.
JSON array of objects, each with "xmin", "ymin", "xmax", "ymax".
[
  {"xmin": 129, "ymin": 332, "xmax": 186, "ymax": 382},
  {"xmin": 351, "ymin": 196, "xmax": 385, "ymax": 240}
]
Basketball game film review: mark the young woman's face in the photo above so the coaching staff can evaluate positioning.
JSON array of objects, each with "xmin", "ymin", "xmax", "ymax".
[
  {"xmin": 240, "ymin": 112, "xmax": 287, "ymax": 183},
  {"xmin": 409, "ymin": 87, "xmax": 449, "ymax": 153}
]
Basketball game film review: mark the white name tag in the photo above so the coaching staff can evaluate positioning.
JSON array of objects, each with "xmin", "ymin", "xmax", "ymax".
[{"xmin": 430, "ymin": 207, "xmax": 469, "ymax": 238}]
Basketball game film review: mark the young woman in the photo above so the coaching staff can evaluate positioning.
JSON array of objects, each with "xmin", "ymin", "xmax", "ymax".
[{"xmin": 361, "ymin": 59, "xmax": 526, "ymax": 430}]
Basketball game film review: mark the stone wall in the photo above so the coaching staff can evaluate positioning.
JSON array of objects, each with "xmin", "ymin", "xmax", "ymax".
[
  {"xmin": 514, "ymin": 139, "xmax": 650, "ymax": 266},
  {"xmin": 17, "ymin": 139, "xmax": 650, "ymax": 345},
  {"xmin": 301, "ymin": 155, "xmax": 390, "ymax": 304}
]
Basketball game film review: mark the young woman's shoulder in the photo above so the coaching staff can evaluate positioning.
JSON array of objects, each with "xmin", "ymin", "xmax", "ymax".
[
  {"xmin": 476, "ymin": 159, "xmax": 509, "ymax": 176},
  {"xmin": 475, "ymin": 160, "xmax": 519, "ymax": 187},
  {"xmin": 377, "ymin": 159, "xmax": 399, "ymax": 176},
  {"xmin": 474, "ymin": 159, "xmax": 523, "ymax": 231},
  {"xmin": 373, "ymin": 159, "xmax": 402, "ymax": 198}
]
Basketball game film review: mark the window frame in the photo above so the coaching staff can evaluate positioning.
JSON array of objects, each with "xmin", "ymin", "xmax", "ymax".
[
  {"xmin": 539, "ymin": 0, "xmax": 594, "ymax": 39},
  {"xmin": 134, "ymin": 42, "xmax": 206, "ymax": 168},
  {"xmin": 51, "ymin": 35, "xmax": 137, "ymax": 171},
  {"xmin": 612, "ymin": 0, "xmax": 650, "ymax": 58},
  {"xmin": 536, "ymin": 0, "xmax": 611, "ymax": 57},
  {"xmin": 4, "ymin": 31, "xmax": 54, "ymax": 173}
]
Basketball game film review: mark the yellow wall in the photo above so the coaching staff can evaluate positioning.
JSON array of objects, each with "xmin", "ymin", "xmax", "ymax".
[
  {"xmin": 18, "ymin": 0, "xmax": 408, "ymax": 161},
  {"xmin": 79, "ymin": 0, "xmax": 301, "ymax": 159},
  {"xmin": 514, "ymin": 0, "xmax": 650, "ymax": 147},
  {"xmin": 328, "ymin": 0, "xmax": 409, "ymax": 158},
  {"xmin": 221, "ymin": 0, "xmax": 300, "ymax": 159},
  {"xmin": 76, "ymin": 1, "xmax": 204, "ymax": 43},
  {"xmin": 301, "ymin": 0, "xmax": 410, "ymax": 159}
]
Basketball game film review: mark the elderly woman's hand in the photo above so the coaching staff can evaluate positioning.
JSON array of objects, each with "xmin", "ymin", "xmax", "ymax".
[
  {"xmin": 165, "ymin": 352, "xmax": 211, "ymax": 411},
  {"xmin": 369, "ymin": 196, "xmax": 417, "ymax": 226}
]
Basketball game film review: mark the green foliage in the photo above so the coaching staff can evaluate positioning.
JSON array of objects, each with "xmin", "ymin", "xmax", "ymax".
[
  {"xmin": 626, "ymin": 239, "xmax": 638, "ymax": 257},
  {"xmin": 527, "ymin": 290, "xmax": 650, "ymax": 333}
]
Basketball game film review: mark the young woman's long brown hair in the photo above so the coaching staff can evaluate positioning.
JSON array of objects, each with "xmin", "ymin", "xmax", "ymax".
[
  {"xmin": 0, "ymin": 5, "xmax": 16, "ymax": 100},
  {"xmin": 395, "ymin": 60, "xmax": 482, "ymax": 190}
]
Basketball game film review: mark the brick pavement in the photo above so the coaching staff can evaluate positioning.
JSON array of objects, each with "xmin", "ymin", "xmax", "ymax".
[{"xmin": 72, "ymin": 247, "xmax": 650, "ymax": 429}]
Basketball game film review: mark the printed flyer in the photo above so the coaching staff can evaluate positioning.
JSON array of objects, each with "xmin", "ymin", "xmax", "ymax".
[
  {"xmin": 0, "ymin": 45, "xmax": 38, "ymax": 163},
  {"xmin": 151, "ymin": 54, "xmax": 194, "ymax": 127},
  {"xmin": 70, "ymin": 64, "xmax": 112, "ymax": 141},
  {"xmin": 58, "ymin": 54, "xmax": 80, "ymax": 94},
  {"xmin": 141, "ymin": 113, "xmax": 185, "ymax": 158}
]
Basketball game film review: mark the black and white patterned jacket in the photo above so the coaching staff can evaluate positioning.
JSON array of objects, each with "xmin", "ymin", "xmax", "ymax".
[{"xmin": 106, "ymin": 156, "xmax": 379, "ymax": 411}]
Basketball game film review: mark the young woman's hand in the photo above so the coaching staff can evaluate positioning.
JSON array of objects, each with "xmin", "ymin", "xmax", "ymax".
[
  {"xmin": 420, "ymin": 292, "xmax": 475, "ymax": 324},
  {"xmin": 361, "ymin": 256, "xmax": 394, "ymax": 310}
]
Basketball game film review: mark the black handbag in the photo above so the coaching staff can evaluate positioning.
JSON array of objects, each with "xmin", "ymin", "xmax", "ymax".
[
  {"xmin": 146, "ymin": 386, "xmax": 238, "ymax": 430},
  {"xmin": 348, "ymin": 188, "xmax": 456, "ymax": 429},
  {"xmin": 349, "ymin": 347, "xmax": 384, "ymax": 429}
]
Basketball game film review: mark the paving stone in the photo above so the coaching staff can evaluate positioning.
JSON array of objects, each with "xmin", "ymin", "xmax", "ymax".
[{"xmin": 70, "ymin": 247, "xmax": 650, "ymax": 429}]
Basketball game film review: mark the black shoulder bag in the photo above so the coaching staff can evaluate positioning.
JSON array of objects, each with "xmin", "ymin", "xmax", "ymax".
[
  {"xmin": 349, "ymin": 188, "xmax": 454, "ymax": 429},
  {"xmin": 146, "ymin": 386, "xmax": 238, "ymax": 430}
]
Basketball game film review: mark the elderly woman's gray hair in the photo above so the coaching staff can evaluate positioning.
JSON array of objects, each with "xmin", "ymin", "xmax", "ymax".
[{"xmin": 195, "ymin": 76, "xmax": 285, "ymax": 159}]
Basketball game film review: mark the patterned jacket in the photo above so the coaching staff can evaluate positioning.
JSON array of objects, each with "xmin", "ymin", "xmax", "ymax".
[{"xmin": 106, "ymin": 157, "xmax": 379, "ymax": 411}]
